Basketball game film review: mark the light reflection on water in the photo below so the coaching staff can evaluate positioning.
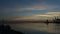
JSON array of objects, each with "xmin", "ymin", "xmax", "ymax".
[
  {"xmin": 9, "ymin": 23, "xmax": 60, "ymax": 34},
  {"xmin": 47, "ymin": 23, "xmax": 60, "ymax": 33}
]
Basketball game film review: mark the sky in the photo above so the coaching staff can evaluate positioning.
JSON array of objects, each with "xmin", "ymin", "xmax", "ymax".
[
  {"xmin": 1, "ymin": 0, "xmax": 60, "ymax": 34},
  {"xmin": 0, "ymin": 0, "xmax": 60, "ymax": 21}
]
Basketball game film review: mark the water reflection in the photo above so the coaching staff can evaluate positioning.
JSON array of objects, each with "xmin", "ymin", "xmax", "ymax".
[
  {"xmin": 9, "ymin": 23, "xmax": 60, "ymax": 34},
  {"xmin": 48, "ymin": 23, "xmax": 60, "ymax": 33}
]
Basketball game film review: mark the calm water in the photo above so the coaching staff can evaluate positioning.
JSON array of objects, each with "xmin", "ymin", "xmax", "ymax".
[{"xmin": 8, "ymin": 23, "xmax": 60, "ymax": 34}]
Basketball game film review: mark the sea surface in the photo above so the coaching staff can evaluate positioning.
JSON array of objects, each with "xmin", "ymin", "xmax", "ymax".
[{"xmin": 5, "ymin": 23, "xmax": 60, "ymax": 34}]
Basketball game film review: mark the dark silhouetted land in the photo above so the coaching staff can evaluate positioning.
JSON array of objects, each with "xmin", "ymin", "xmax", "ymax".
[{"xmin": 0, "ymin": 24, "xmax": 24, "ymax": 34}]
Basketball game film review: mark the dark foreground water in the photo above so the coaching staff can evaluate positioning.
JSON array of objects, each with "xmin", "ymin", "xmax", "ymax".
[{"xmin": 6, "ymin": 23, "xmax": 60, "ymax": 34}]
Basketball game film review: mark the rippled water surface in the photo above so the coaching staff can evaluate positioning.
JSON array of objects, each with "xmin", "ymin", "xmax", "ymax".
[{"xmin": 8, "ymin": 23, "xmax": 60, "ymax": 34}]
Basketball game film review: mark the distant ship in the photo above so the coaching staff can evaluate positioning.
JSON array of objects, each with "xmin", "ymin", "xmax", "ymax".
[{"xmin": 45, "ymin": 17, "xmax": 60, "ymax": 25}]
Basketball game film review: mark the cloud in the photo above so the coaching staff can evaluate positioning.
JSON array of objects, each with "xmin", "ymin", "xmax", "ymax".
[
  {"xmin": 8, "ymin": 12, "xmax": 60, "ymax": 21},
  {"xmin": 46, "ymin": 12, "xmax": 60, "ymax": 15},
  {"xmin": 1, "ymin": 2, "xmax": 59, "ymax": 12},
  {"xmin": 35, "ymin": 14, "xmax": 54, "ymax": 17},
  {"xmin": 9, "ymin": 14, "xmax": 55, "ymax": 21}
]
